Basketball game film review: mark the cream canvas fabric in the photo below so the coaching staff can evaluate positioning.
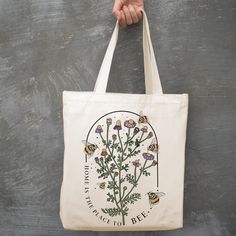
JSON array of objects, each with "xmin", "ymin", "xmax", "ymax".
[{"xmin": 60, "ymin": 9, "xmax": 189, "ymax": 231}]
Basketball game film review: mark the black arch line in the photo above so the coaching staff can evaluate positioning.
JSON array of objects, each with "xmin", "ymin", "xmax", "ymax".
[{"xmin": 84, "ymin": 110, "xmax": 159, "ymax": 188}]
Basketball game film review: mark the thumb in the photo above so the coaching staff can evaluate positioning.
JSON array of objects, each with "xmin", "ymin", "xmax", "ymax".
[{"xmin": 112, "ymin": 10, "xmax": 121, "ymax": 21}]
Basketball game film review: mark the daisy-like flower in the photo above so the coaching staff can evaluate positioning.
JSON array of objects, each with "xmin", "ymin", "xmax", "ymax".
[
  {"xmin": 141, "ymin": 126, "xmax": 148, "ymax": 133},
  {"xmin": 142, "ymin": 152, "xmax": 155, "ymax": 160},
  {"xmin": 95, "ymin": 125, "xmax": 103, "ymax": 134},
  {"xmin": 113, "ymin": 120, "xmax": 122, "ymax": 130},
  {"xmin": 124, "ymin": 119, "xmax": 136, "ymax": 128},
  {"xmin": 101, "ymin": 148, "xmax": 108, "ymax": 157},
  {"xmin": 132, "ymin": 159, "xmax": 141, "ymax": 167}
]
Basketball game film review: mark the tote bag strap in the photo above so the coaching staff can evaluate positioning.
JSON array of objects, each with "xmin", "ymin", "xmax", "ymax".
[{"xmin": 94, "ymin": 9, "xmax": 163, "ymax": 95}]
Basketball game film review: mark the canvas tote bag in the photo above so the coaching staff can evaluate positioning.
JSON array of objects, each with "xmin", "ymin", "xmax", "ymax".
[{"xmin": 60, "ymin": 9, "xmax": 188, "ymax": 231}]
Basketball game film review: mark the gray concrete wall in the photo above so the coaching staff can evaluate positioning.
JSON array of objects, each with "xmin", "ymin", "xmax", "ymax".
[{"xmin": 0, "ymin": 0, "xmax": 235, "ymax": 235}]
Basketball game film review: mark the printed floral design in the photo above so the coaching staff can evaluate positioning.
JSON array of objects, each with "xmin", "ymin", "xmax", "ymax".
[{"xmin": 86, "ymin": 111, "xmax": 159, "ymax": 226}]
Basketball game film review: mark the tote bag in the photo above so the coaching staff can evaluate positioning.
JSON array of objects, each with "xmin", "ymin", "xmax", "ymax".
[{"xmin": 60, "ymin": 9, "xmax": 188, "ymax": 231}]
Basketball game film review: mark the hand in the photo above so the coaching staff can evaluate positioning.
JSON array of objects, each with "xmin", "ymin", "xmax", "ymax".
[{"xmin": 112, "ymin": 0, "xmax": 144, "ymax": 27}]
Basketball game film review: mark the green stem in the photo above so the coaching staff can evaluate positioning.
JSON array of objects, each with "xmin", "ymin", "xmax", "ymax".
[
  {"xmin": 123, "ymin": 128, "xmax": 130, "ymax": 154},
  {"xmin": 106, "ymin": 125, "xmax": 112, "ymax": 154},
  {"xmin": 134, "ymin": 166, "xmax": 137, "ymax": 181},
  {"xmin": 139, "ymin": 131, "xmax": 144, "ymax": 142},
  {"xmin": 99, "ymin": 133, "xmax": 106, "ymax": 144},
  {"xmin": 128, "ymin": 129, "xmax": 138, "ymax": 142},
  {"xmin": 100, "ymin": 160, "xmax": 119, "ymax": 190},
  {"xmin": 123, "ymin": 132, "xmax": 149, "ymax": 162},
  {"xmin": 121, "ymin": 159, "xmax": 148, "ymax": 203},
  {"xmin": 112, "ymin": 175, "xmax": 121, "ymax": 211},
  {"xmin": 139, "ymin": 136, "xmax": 150, "ymax": 144},
  {"xmin": 144, "ymin": 163, "xmax": 154, "ymax": 170},
  {"xmin": 117, "ymin": 129, "xmax": 123, "ymax": 153},
  {"xmin": 109, "ymin": 140, "xmax": 119, "ymax": 169}
]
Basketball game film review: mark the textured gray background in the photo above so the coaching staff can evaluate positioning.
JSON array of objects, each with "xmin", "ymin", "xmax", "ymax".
[{"xmin": 0, "ymin": 0, "xmax": 235, "ymax": 235}]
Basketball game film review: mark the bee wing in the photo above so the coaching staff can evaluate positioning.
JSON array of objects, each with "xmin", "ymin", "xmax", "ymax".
[
  {"xmin": 151, "ymin": 138, "xmax": 157, "ymax": 145},
  {"xmin": 139, "ymin": 111, "xmax": 144, "ymax": 116},
  {"xmin": 82, "ymin": 140, "xmax": 92, "ymax": 146},
  {"xmin": 156, "ymin": 192, "xmax": 165, "ymax": 197},
  {"xmin": 88, "ymin": 152, "xmax": 95, "ymax": 157}
]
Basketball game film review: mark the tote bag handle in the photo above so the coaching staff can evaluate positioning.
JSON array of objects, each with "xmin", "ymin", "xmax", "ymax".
[{"xmin": 94, "ymin": 9, "xmax": 163, "ymax": 95}]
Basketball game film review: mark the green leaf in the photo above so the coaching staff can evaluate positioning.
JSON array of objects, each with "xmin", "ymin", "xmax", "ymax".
[
  {"xmin": 121, "ymin": 164, "xmax": 129, "ymax": 172},
  {"xmin": 143, "ymin": 170, "xmax": 151, "ymax": 176},
  {"xmin": 101, "ymin": 207, "xmax": 121, "ymax": 217},
  {"xmin": 106, "ymin": 192, "xmax": 115, "ymax": 203},
  {"xmin": 126, "ymin": 174, "xmax": 137, "ymax": 186},
  {"xmin": 123, "ymin": 193, "xmax": 141, "ymax": 205}
]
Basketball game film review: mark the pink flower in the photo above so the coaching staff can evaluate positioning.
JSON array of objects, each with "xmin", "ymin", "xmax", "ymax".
[
  {"xmin": 95, "ymin": 125, "xmax": 103, "ymax": 133},
  {"xmin": 132, "ymin": 159, "xmax": 141, "ymax": 167},
  {"xmin": 124, "ymin": 119, "xmax": 136, "ymax": 128},
  {"xmin": 141, "ymin": 126, "xmax": 148, "ymax": 133}
]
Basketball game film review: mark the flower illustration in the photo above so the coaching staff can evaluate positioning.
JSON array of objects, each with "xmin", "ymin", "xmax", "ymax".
[
  {"xmin": 101, "ymin": 148, "xmax": 108, "ymax": 157},
  {"xmin": 142, "ymin": 152, "xmax": 155, "ymax": 160},
  {"xmin": 113, "ymin": 120, "xmax": 122, "ymax": 130},
  {"xmin": 112, "ymin": 134, "xmax": 117, "ymax": 141},
  {"xmin": 95, "ymin": 125, "xmax": 103, "ymax": 134},
  {"xmin": 147, "ymin": 132, "xmax": 153, "ymax": 139},
  {"xmin": 124, "ymin": 119, "xmax": 136, "ymax": 128},
  {"xmin": 132, "ymin": 159, "xmax": 141, "ymax": 167},
  {"xmin": 134, "ymin": 127, "xmax": 140, "ymax": 135},
  {"xmin": 151, "ymin": 160, "xmax": 158, "ymax": 166},
  {"xmin": 91, "ymin": 111, "xmax": 159, "ymax": 226},
  {"xmin": 141, "ymin": 126, "xmax": 148, "ymax": 133},
  {"xmin": 106, "ymin": 118, "xmax": 112, "ymax": 125}
]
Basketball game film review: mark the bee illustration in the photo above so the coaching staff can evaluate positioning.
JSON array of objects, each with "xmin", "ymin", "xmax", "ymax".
[
  {"xmin": 148, "ymin": 138, "xmax": 159, "ymax": 153},
  {"xmin": 82, "ymin": 140, "xmax": 98, "ymax": 156},
  {"xmin": 97, "ymin": 182, "xmax": 106, "ymax": 190},
  {"xmin": 138, "ymin": 111, "xmax": 148, "ymax": 124},
  {"xmin": 147, "ymin": 191, "xmax": 165, "ymax": 208}
]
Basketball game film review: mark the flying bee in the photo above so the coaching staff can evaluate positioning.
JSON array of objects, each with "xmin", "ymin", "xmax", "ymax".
[
  {"xmin": 148, "ymin": 138, "xmax": 159, "ymax": 153},
  {"xmin": 147, "ymin": 191, "xmax": 165, "ymax": 209},
  {"xmin": 97, "ymin": 182, "xmax": 106, "ymax": 190},
  {"xmin": 82, "ymin": 140, "xmax": 98, "ymax": 156},
  {"xmin": 138, "ymin": 111, "xmax": 148, "ymax": 124}
]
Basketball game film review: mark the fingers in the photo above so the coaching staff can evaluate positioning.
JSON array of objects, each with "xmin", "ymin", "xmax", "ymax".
[
  {"xmin": 112, "ymin": 0, "xmax": 144, "ymax": 27},
  {"xmin": 119, "ymin": 10, "xmax": 127, "ymax": 27},
  {"xmin": 121, "ymin": 4, "xmax": 143, "ymax": 27},
  {"xmin": 133, "ymin": 5, "xmax": 143, "ymax": 20},
  {"xmin": 112, "ymin": 0, "xmax": 122, "ymax": 15},
  {"xmin": 112, "ymin": 0, "xmax": 122, "ymax": 20},
  {"xmin": 123, "ymin": 5, "xmax": 132, "ymax": 25},
  {"xmin": 128, "ymin": 5, "xmax": 139, "ymax": 24}
]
